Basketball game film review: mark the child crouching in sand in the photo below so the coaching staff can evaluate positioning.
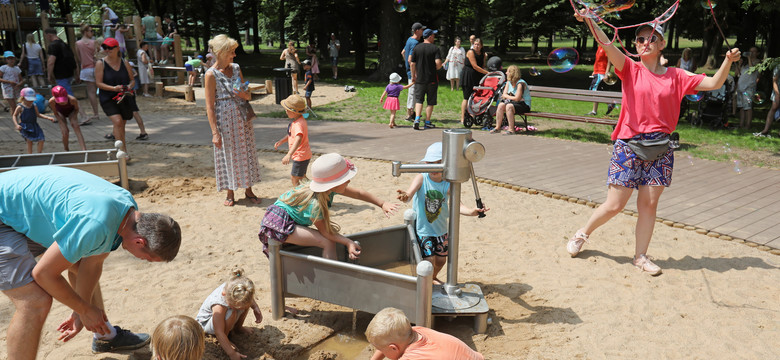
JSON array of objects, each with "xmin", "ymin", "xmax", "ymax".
[
  {"xmin": 396, "ymin": 142, "xmax": 488, "ymax": 284},
  {"xmin": 151, "ymin": 315, "xmax": 205, "ymax": 360},
  {"xmin": 259, "ymin": 153, "xmax": 399, "ymax": 260},
  {"xmin": 366, "ymin": 307, "xmax": 484, "ymax": 360},
  {"xmin": 196, "ymin": 269, "xmax": 263, "ymax": 360}
]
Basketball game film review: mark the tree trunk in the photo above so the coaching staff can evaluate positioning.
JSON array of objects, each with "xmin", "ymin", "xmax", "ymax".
[
  {"xmin": 226, "ymin": 1, "xmax": 246, "ymax": 55},
  {"xmin": 530, "ymin": 33, "xmax": 539, "ymax": 56},
  {"xmin": 251, "ymin": 0, "xmax": 260, "ymax": 53},
  {"xmin": 200, "ymin": 0, "xmax": 212, "ymax": 52},
  {"xmin": 278, "ymin": 0, "xmax": 285, "ymax": 49},
  {"xmin": 352, "ymin": 0, "xmax": 367, "ymax": 74},
  {"xmin": 369, "ymin": 0, "xmax": 401, "ymax": 82},
  {"xmin": 769, "ymin": 9, "xmax": 780, "ymax": 58}
]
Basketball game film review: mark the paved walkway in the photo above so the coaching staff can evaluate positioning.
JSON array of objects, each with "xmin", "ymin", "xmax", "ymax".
[{"xmin": 1, "ymin": 96, "xmax": 779, "ymax": 252}]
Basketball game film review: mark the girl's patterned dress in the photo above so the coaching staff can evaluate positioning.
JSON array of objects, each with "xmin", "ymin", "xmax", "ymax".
[
  {"xmin": 18, "ymin": 103, "xmax": 44, "ymax": 141},
  {"xmin": 207, "ymin": 63, "xmax": 261, "ymax": 191}
]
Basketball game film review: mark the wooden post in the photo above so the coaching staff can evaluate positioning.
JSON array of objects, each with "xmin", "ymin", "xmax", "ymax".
[
  {"xmin": 41, "ymin": 11, "xmax": 50, "ymax": 48},
  {"xmin": 174, "ymin": 34, "xmax": 184, "ymax": 84},
  {"xmin": 265, "ymin": 79, "xmax": 273, "ymax": 95},
  {"xmin": 132, "ymin": 16, "xmax": 143, "ymax": 48},
  {"xmin": 155, "ymin": 16, "xmax": 162, "ymax": 38},
  {"xmin": 155, "ymin": 81, "xmax": 164, "ymax": 97},
  {"xmin": 65, "ymin": 14, "xmax": 77, "ymax": 61},
  {"xmin": 184, "ymin": 85, "xmax": 194, "ymax": 102}
]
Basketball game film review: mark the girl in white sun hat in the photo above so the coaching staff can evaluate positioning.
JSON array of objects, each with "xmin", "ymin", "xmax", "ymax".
[
  {"xmin": 259, "ymin": 153, "xmax": 399, "ymax": 260},
  {"xmin": 379, "ymin": 72, "xmax": 414, "ymax": 128}
]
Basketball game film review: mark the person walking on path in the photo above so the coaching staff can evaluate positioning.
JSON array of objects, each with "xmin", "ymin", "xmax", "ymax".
[
  {"xmin": 20, "ymin": 33, "xmax": 46, "ymax": 88},
  {"xmin": 754, "ymin": 64, "xmax": 780, "ymax": 138},
  {"xmin": 586, "ymin": 45, "xmax": 615, "ymax": 116},
  {"xmin": 410, "ymin": 28, "xmax": 443, "ymax": 130},
  {"xmin": 0, "ymin": 166, "xmax": 182, "ymax": 358},
  {"xmin": 76, "ymin": 24, "xmax": 101, "ymax": 125},
  {"xmin": 204, "ymin": 34, "xmax": 262, "ymax": 207},
  {"xmin": 44, "ymin": 28, "xmax": 78, "ymax": 96},
  {"xmin": 566, "ymin": 13, "xmax": 740, "ymax": 276},
  {"xmin": 443, "ymin": 36, "xmax": 465, "ymax": 91},
  {"xmin": 402, "ymin": 23, "xmax": 424, "ymax": 122},
  {"xmin": 328, "ymin": 34, "xmax": 340, "ymax": 79}
]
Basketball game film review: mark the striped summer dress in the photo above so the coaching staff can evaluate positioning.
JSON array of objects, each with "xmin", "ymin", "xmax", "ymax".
[{"xmin": 208, "ymin": 63, "xmax": 261, "ymax": 191}]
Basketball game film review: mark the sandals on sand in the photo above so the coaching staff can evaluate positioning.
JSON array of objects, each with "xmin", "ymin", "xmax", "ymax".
[
  {"xmin": 224, "ymin": 198, "xmax": 235, "ymax": 207},
  {"xmin": 502, "ymin": 130, "xmax": 516, "ymax": 135}
]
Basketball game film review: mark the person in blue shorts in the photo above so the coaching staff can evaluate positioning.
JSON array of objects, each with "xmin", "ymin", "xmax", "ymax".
[{"xmin": 0, "ymin": 166, "xmax": 182, "ymax": 357}]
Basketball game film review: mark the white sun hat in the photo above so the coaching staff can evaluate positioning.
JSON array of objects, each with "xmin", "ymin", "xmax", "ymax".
[{"xmin": 310, "ymin": 153, "xmax": 358, "ymax": 192}]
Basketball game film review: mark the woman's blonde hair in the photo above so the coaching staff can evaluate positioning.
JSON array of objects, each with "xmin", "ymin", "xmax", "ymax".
[
  {"xmin": 80, "ymin": 23, "xmax": 91, "ymax": 37},
  {"xmin": 506, "ymin": 65, "xmax": 521, "ymax": 85},
  {"xmin": 365, "ymin": 308, "xmax": 413, "ymax": 348},
  {"xmin": 224, "ymin": 268, "xmax": 255, "ymax": 309},
  {"xmin": 280, "ymin": 182, "xmax": 340, "ymax": 234},
  {"xmin": 26, "ymin": 33, "xmax": 35, "ymax": 44},
  {"xmin": 151, "ymin": 315, "xmax": 205, "ymax": 360},
  {"xmin": 287, "ymin": 41, "xmax": 295, "ymax": 50},
  {"xmin": 682, "ymin": 48, "xmax": 692, "ymax": 60},
  {"xmin": 208, "ymin": 34, "xmax": 238, "ymax": 58}
]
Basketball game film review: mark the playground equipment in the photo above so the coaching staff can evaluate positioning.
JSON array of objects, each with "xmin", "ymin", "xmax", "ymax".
[
  {"xmin": 0, "ymin": 140, "xmax": 129, "ymax": 189},
  {"xmin": 268, "ymin": 129, "xmax": 490, "ymax": 333}
]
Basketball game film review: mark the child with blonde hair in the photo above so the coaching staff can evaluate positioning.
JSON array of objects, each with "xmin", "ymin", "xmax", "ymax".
[
  {"xmin": 14, "ymin": 87, "xmax": 56, "ymax": 153},
  {"xmin": 196, "ymin": 268, "xmax": 263, "ymax": 360},
  {"xmin": 151, "ymin": 315, "xmax": 205, "ymax": 360},
  {"xmin": 259, "ymin": 153, "xmax": 399, "ymax": 260},
  {"xmin": 379, "ymin": 73, "xmax": 414, "ymax": 128},
  {"xmin": 366, "ymin": 307, "xmax": 484, "ymax": 360},
  {"xmin": 274, "ymin": 94, "xmax": 311, "ymax": 186},
  {"xmin": 0, "ymin": 51, "xmax": 22, "ymax": 112}
]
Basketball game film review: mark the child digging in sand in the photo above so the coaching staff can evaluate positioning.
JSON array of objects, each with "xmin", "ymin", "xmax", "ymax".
[
  {"xmin": 396, "ymin": 142, "xmax": 488, "ymax": 284},
  {"xmin": 196, "ymin": 268, "xmax": 263, "ymax": 360},
  {"xmin": 259, "ymin": 153, "xmax": 399, "ymax": 260},
  {"xmin": 274, "ymin": 94, "xmax": 311, "ymax": 186},
  {"xmin": 366, "ymin": 307, "xmax": 484, "ymax": 360},
  {"xmin": 151, "ymin": 315, "xmax": 205, "ymax": 360}
]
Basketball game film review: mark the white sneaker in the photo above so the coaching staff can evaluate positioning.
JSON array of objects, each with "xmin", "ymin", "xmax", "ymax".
[
  {"xmin": 633, "ymin": 254, "xmax": 662, "ymax": 276},
  {"xmin": 566, "ymin": 231, "xmax": 589, "ymax": 257},
  {"xmin": 143, "ymin": 93, "xmax": 152, "ymax": 97}
]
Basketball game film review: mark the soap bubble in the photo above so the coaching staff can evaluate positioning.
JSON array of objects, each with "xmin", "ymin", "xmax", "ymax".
[
  {"xmin": 529, "ymin": 66, "xmax": 542, "ymax": 76},
  {"xmin": 547, "ymin": 48, "xmax": 579, "ymax": 73},
  {"xmin": 685, "ymin": 93, "xmax": 704, "ymax": 102},
  {"xmin": 733, "ymin": 160, "xmax": 741, "ymax": 174},
  {"xmin": 752, "ymin": 91, "xmax": 766, "ymax": 105},
  {"xmin": 577, "ymin": 0, "xmax": 636, "ymax": 19},
  {"xmin": 393, "ymin": 0, "xmax": 407, "ymax": 13},
  {"xmin": 604, "ymin": 72, "xmax": 618, "ymax": 85},
  {"xmin": 701, "ymin": 0, "xmax": 717, "ymax": 9}
]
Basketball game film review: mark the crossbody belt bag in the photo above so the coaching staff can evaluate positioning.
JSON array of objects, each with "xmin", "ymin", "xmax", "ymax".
[{"xmin": 624, "ymin": 132, "xmax": 679, "ymax": 161}]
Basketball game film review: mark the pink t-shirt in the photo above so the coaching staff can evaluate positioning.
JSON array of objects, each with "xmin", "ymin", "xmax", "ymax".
[
  {"xmin": 612, "ymin": 55, "xmax": 705, "ymax": 140},
  {"xmin": 76, "ymin": 39, "xmax": 96, "ymax": 69},
  {"xmin": 288, "ymin": 117, "xmax": 311, "ymax": 162},
  {"xmin": 400, "ymin": 327, "xmax": 484, "ymax": 360}
]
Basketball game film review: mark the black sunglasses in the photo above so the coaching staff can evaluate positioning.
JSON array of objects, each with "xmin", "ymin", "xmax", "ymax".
[
  {"xmin": 635, "ymin": 35, "xmax": 658, "ymax": 44},
  {"xmin": 101, "ymin": 45, "xmax": 117, "ymax": 50}
]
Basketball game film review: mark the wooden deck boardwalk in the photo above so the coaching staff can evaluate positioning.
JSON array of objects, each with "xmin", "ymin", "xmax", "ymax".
[{"xmin": 1, "ymin": 111, "xmax": 778, "ymax": 250}]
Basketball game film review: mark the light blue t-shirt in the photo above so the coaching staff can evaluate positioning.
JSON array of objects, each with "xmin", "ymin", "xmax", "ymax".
[
  {"xmin": 0, "ymin": 166, "xmax": 137, "ymax": 263},
  {"xmin": 403, "ymin": 36, "xmax": 419, "ymax": 78},
  {"xmin": 274, "ymin": 186, "xmax": 336, "ymax": 226},
  {"xmin": 412, "ymin": 173, "xmax": 450, "ymax": 238},
  {"xmin": 506, "ymin": 79, "xmax": 531, "ymax": 107}
]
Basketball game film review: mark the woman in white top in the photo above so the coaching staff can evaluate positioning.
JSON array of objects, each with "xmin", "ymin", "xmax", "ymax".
[
  {"xmin": 443, "ymin": 37, "xmax": 465, "ymax": 90},
  {"xmin": 20, "ymin": 33, "xmax": 45, "ymax": 87},
  {"xmin": 676, "ymin": 48, "xmax": 695, "ymax": 72}
]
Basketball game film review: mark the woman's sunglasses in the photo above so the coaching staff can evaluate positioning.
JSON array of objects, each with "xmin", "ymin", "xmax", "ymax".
[
  {"xmin": 635, "ymin": 35, "xmax": 658, "ymax": 44},
  {"xmin": 101, "ymin": 45, "xmax": 117, "ymax": 50}
]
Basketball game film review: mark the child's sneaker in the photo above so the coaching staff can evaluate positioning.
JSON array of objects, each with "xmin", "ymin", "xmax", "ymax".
[
  {"xmin": 413, "ymin": 121, "xmax": 420, "ymax": 130},
  {"xmin": 92, "ymin": 326, "xmax": 150, "ymax": 353},
  {"xmin": 585, "ymin": 111, "xmax": 597, "ymax": 116},
  {"xmin": 633, "ymin": 254, "xmax": 662, "ymax": 276},
  {"xmin": 566, "ymin": 231, "xmax": 589, "ymax": 257},
  {"xmin": 605, "ymin": 103, "xmax": 617, "ymax": 115}
]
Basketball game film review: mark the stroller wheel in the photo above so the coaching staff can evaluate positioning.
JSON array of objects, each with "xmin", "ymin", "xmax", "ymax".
[
  {"xmin": 463, "ymin": 117, "xmax": 473, "ymax": 128},
  {"xmin": 482, "ymin": 114, "xmax": 494, "ymax": 129}
]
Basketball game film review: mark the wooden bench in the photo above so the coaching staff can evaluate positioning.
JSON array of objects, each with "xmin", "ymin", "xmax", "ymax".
[{"xmin": 522, "ymin": 85, "xmax": 620, "ymax": 127}]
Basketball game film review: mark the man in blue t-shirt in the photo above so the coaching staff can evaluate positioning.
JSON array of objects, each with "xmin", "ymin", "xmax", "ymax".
[
  {"xmin": 0, "ymin": 166, "xmax": 182, "ymax": 357},
  {"xmin": 401, "ymin": 22, "xmax": 424, "ymax": 122}
]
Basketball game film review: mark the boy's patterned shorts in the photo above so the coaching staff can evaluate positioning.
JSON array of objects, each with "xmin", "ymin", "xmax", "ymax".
[{"xmin": 417, "ymin": 234, "xmax": 448, "ymax": 258}]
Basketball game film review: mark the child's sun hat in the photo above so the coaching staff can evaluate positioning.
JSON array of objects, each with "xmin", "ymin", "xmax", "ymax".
[
  {"xmin": 281, "ymin": 94, "xmax": 307, "ymax": 114},
  {"xmin": 3, "ymin": 51, "xmax": 15, "ymax": 58},
  {"xmin": 389, "ymin": 72, "xmax": 402, "ymax": 84},
  {"xmin": 302, "ymin": 59, "xmax": 311, "ymax": 66},
  {"xmin": 21, "ymin": 87, "xmax": 37, "ymax": 101},
  {"xmin": 420, "ymin": 142, "xmax": 442, "ymax": 162},
  {"xmin": 310, "ymin": 153, "xmax": 358, "ymax": 192}
]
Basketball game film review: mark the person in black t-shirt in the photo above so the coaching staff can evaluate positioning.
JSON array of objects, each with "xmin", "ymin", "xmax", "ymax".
[
  {"xmin": 44, "ymin": 28, "xmax": 77, "ymax": 95},
  {"xmin": 409, "ymin": 29, "xmax": 442, "ymax": 130}
]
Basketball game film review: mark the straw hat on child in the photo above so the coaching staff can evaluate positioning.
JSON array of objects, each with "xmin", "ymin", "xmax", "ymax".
[
  {"xmin": 310, "ymin": 153, "xmax": 357, "ymax": 192},
  {"xmin": 281, "ymin": 94, "xmax": 306, "ymax": 114}
]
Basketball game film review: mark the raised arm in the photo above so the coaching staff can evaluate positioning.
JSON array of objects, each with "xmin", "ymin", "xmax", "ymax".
[{"xmin": 695, "ymin": 48, "xmax": 740, "ymax": 91}]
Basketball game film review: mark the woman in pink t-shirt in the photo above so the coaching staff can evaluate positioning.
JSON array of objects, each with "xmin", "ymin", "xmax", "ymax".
[{"xmin": 566, "ymin": 11, "xmax": 741, "ymax": 275}]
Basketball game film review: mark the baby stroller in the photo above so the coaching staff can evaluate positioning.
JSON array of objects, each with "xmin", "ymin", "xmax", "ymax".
[
  {"xmin": 689, "ymin": 76, "xmax": 734, "ymax": 129},
  {"xmin": 463, "ymin": 71, "xmax": 506, "ymax": 128}
]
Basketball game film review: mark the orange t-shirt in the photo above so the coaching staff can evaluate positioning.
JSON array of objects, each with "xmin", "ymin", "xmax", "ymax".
[
  {"xmin": 592, "ymin": 46, "xmax": 608, "ymax": 76},
  {"xmin": 288, "ymin": 117, "xmax": 311, "ymax": 161},
  {"xmin": 400, "ymin": 327, "xmax": 484, "ymax": 360}
]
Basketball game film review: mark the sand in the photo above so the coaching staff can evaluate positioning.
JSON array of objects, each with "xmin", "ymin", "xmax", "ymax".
[{"xmin": 1, "ymin": 87, "xmax": 779, "ymax": 360}]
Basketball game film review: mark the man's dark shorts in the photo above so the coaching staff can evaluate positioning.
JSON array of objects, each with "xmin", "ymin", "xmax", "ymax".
[
  {"xmin": 414, "ymin": 82, "xmax": 438, "ymax": 106},
  {"xmin": 0, "ymin": 220, "xmax": 46, "ymax": 290}
]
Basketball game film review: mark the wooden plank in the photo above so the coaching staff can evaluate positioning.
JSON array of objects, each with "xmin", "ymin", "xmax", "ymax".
[
  {"xmin": 530, "ymin": 92, "xmax": 621, "ymax": 104},
  {"xmin": 525, "ymin": 112, "xmax": 617, "ymax": 125},
  {"xmin": 529, "ymin": 85, "xmax": 622, "ymax": 99}
]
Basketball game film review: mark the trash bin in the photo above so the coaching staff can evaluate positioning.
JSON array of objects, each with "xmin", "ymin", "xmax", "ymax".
[{"xmin": 273, "ymin": 67, "xmax": 293, "ymax": 104}]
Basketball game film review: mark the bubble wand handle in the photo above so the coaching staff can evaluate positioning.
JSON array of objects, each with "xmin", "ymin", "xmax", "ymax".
[{"xmin": 707, "ymin": 0, "xmax": 731, "ymax": 49}]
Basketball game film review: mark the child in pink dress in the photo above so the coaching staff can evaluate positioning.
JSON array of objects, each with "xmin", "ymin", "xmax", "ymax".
[{"xmin": 379, "ymin": 72, "xmax": 413, "ymax": 128}]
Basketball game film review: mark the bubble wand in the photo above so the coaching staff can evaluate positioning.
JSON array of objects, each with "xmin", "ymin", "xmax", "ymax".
[{"xmin": 705, "ymin": 0, "xmax": 731, "ymax": 49}]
